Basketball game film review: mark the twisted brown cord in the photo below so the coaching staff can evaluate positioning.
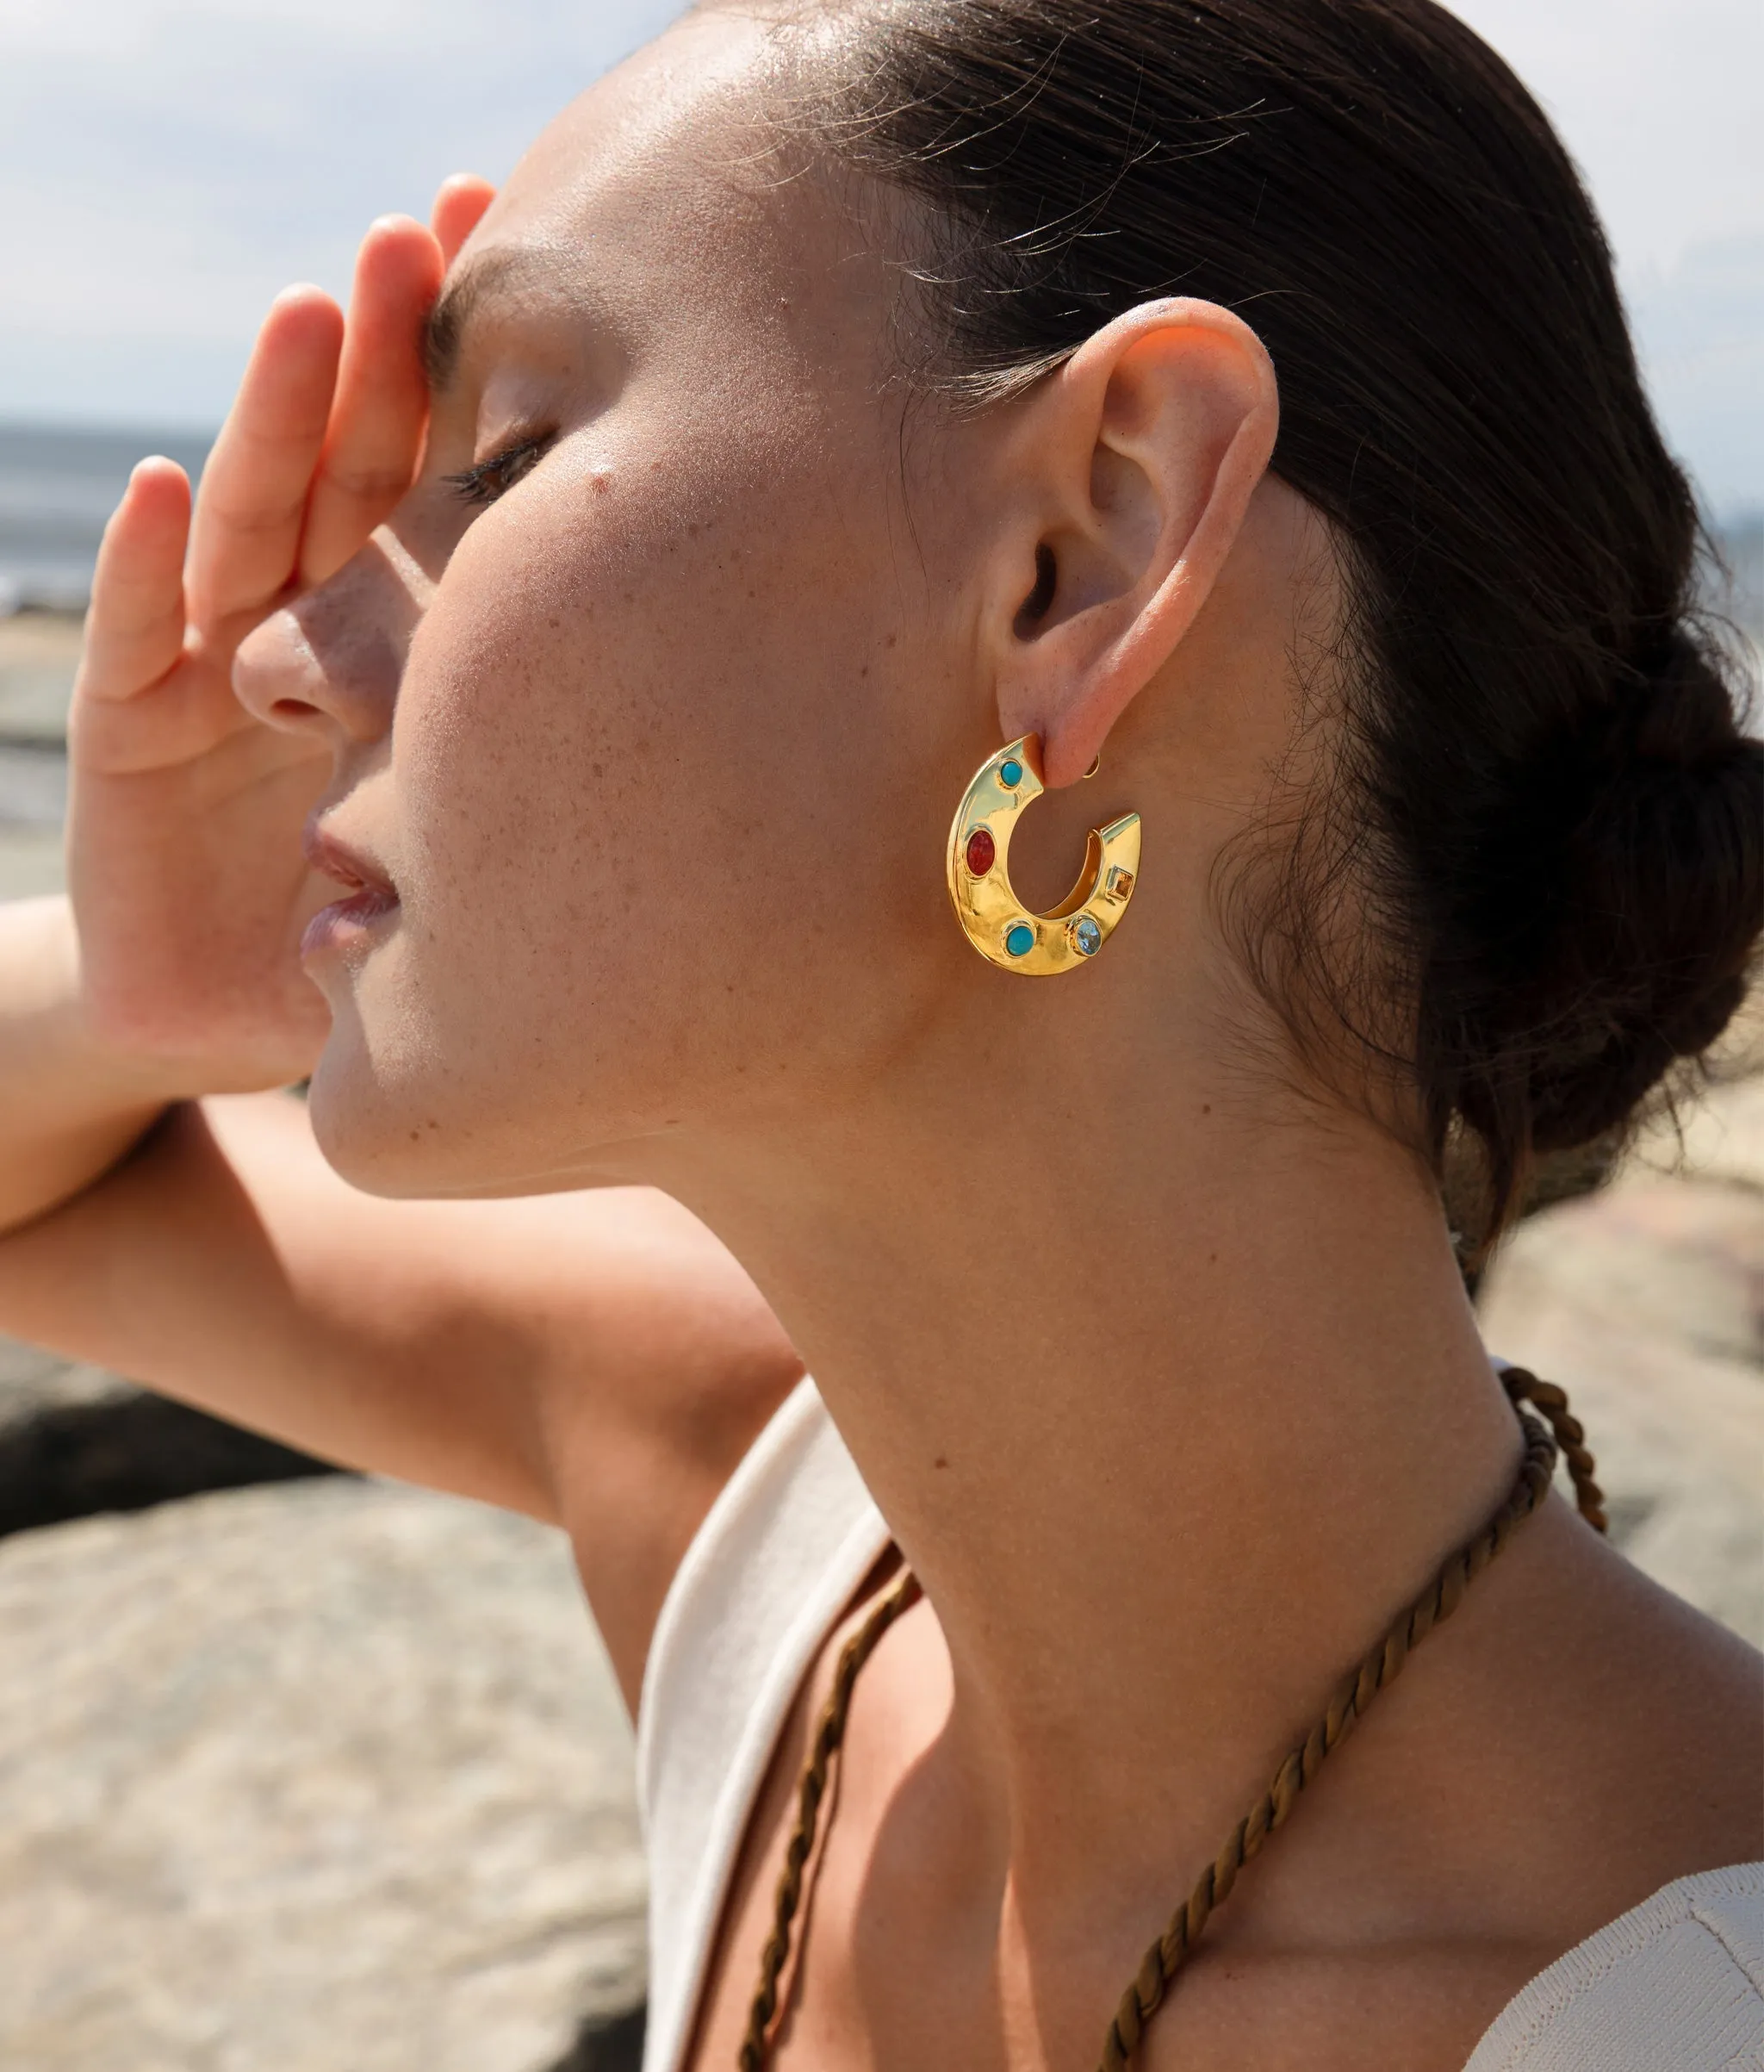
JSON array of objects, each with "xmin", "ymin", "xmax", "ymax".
[
  {"xmin": 1500, "ymin": 1365, "xmax": 1607, "ymax": 1533},
  {"xmin": 1100, "ymin": 1367, "xmax": 1606, "ymax": 2069},
  {"xmin": 738, "ymin": 1370, "xmax": 1604, "ymax": 2072},
  {"xmin": 737, "ymin": 1566, "xmax": 923, "ymax": 2072}
]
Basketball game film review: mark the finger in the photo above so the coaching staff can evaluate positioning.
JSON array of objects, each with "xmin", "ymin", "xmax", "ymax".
[
  {"xmin": 297, "ymin": 215, "xmax": 444, "ymax": 590},
  {"xmin": 74, "ymin": 459, "xmax": 193, "ymax": 703},
  {"xmin": 186, "ymin": 286, "xmax": 345, "ymax": 630},
  {"xmin": 432, "ymin": 173, "xmax": 496, "ymax": 266}
]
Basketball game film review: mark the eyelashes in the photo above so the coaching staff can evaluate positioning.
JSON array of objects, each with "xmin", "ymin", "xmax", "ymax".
[{"xmin": 444, "ymin": 432, "xmax": 552, "ymax": 508}]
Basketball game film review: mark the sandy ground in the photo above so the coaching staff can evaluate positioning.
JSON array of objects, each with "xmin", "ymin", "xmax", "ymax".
[
  {"xmin": 0, "ymin": 613, "xmax": 78, "ymax": 907},
  {"xmin": 0, "ymin": 610, "xmax": 80, "ymax": 737},
  {"xmin": 0, "ymin": 612, "xmax": 79, "ymax": 901}
]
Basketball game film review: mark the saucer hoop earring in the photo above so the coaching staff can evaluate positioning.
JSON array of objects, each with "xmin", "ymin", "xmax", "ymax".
[{"xmin": 945, "ymin": 735, "xmax": 1141, "ymax": 975}]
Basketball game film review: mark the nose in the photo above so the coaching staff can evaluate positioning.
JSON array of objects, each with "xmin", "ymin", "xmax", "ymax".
[{"xmin": 233, "ymin": 540, "xmax": 415, "ymax": 746}]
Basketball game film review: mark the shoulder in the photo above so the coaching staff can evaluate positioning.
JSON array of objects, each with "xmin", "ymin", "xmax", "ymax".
[
  {"xmin": 525, "ymin": 1186, "xmax": 811, "ymax": 1707},
  {"xmin": 636, "ymin": 1380, "xmax": 889, "ymax": 2072},
  {"xmin": 1461, "ymin": 1500, "xmax": 1763, "ymax": 1929},
  {"xmin": 1465, "ymin": 1864, "xmax": 1764, "ymax": 2071},
  {"xmin": 637, "ymin": 1377, "xmax": 886, "ymax": 1828}
]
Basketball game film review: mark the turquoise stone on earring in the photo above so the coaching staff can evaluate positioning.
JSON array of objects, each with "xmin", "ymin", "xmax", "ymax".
[
  {"xmin": 1005, "ymin": 922, "xmax": 1035, "ymax": 957},
  {"xmin": 999, "ymin": 757, "xmax": 1023, "ymax": 789},
  {"xmin": 1071, "ymin": 915, "xmax": 1102, "ymax": 957}
]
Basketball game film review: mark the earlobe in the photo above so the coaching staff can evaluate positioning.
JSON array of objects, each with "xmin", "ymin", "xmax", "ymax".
[{"xmin": 991, "ymin": 299, "xmax": 1280, "ymax": 787}]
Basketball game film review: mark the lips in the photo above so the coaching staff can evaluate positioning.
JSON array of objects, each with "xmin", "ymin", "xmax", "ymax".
[{"xmin": 301, "ymin": 823, "xmax": 401, "ymax": 961}]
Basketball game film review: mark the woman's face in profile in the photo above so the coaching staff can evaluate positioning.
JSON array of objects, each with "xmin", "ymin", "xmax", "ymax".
[{"xmin": 256, "ymin": 13, "xmax": 995, "ymax": 1196}]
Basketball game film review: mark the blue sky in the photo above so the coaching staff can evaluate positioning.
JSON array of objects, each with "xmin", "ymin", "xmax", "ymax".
[{"xmin": 1, "ymin": 0, "xmax": 1758, "ymax": 513}]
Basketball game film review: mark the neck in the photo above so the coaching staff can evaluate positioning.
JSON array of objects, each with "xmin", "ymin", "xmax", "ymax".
[{"xmin": 641, "ymin": 988, "xmax": 1522, "ymax": 1941}]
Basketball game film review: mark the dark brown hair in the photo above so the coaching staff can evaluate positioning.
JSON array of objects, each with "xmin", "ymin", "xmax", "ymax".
[{"xmin": 789, "ymin": 0, "xmax": 1761, "ymax": 1244}]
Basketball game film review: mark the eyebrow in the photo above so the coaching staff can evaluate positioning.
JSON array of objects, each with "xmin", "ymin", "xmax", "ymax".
[{"xmin": 422, "ymin": 246, "xmax": 584, "ymax": 395}]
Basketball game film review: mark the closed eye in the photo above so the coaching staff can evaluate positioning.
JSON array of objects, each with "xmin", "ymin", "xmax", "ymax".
[{"xmin": 444, "ymin": 433, "xmax": 552, "ymax": 508}]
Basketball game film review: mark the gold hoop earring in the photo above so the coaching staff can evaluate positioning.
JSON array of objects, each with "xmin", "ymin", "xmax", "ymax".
[{"xmin": 945, "ymin": 734, "xmax": 1141, "ymax": 974}]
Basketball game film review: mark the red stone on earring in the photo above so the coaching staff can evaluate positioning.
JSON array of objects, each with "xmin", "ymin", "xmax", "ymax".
[{"xmin": 965, "ymin": 828, "xmax": 997, "ymax": 877}]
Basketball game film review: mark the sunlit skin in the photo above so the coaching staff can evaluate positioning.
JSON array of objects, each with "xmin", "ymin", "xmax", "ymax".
[{"xmin": 0, "ymin": 11, "xmax": 1757, "ymax": 2072}]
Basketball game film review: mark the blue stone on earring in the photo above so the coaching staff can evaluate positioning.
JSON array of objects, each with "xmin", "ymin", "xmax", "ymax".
[
  {"xmin": 1005, "ymin": 922, "xmax": 1035, "ymax": 958},
  {"xmin": 999, "ymin": 757, "xmax": 1023, "ymax": 789},
  {"xmin": 1071, "ymin": 915, "xmax": 1102, "ymax": 957}
]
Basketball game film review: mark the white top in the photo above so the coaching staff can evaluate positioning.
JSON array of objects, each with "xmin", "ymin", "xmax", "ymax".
[{"xmin": 635, "ymin": 1379, "xmax": 1764, "ymax": 2072}]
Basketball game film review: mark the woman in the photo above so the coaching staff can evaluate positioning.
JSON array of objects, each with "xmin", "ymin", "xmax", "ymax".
[{"xmin": 1, "ymin": 1, "xmax": 1758, "ymax": 2066}]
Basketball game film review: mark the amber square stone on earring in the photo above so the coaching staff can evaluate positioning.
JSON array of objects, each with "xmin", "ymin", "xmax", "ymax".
[{"xmin": 1106, "ymin": 866, "xmax": 1135, "ymax": 901}]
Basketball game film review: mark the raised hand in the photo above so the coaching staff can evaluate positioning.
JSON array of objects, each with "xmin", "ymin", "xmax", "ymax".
[{"xmin": 64, "ymin": 178, "xmax": 494, "ymax": 1094}]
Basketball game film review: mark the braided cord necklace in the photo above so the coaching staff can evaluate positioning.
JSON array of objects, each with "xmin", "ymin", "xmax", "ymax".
[{"xmin": 738, "ymin": 1367, "xmax": 1607, "ymax": 2072}]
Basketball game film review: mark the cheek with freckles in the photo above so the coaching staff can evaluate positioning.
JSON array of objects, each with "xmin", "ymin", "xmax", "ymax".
[{"xmin": 313, "ymin": 399, "xmax": 958, "ymax": 1193}]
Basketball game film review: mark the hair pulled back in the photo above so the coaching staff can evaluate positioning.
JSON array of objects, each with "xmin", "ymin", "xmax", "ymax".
[{"xmin": 792, "ymin": 0, "xmax": 1762, "ymax": 1245}]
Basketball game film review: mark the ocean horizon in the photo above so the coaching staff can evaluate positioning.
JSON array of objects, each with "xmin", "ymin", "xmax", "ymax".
[{"xmin": 0, "ymin": 420, "xmax": 212, "ymax": 616}]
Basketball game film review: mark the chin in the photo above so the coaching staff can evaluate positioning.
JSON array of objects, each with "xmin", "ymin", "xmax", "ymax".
[
  {"xmin": 304, "ymin": 998, "xmax": 655, "ymax": 1202},
  {"xmin": 307, "ymin": 1057, "xmax": 429, "ymax": 1198},
  {"xmin": 304, "ymin": 1013, "xmax": 482, "ymax": 1199},
  {"xmin": 301, "ymin": 943, "xmax": 514, "ymax": 1197}
]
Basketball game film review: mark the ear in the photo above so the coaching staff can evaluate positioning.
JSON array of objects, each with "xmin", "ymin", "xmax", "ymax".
[{"xmin": 983, "ymin": 300, "xmax": 1279, "ymax": 787}]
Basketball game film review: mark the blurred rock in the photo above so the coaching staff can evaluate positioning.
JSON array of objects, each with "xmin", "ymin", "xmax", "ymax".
[
  {"xmin": 550, "ymin": 2006, "xmax": 647, "ymax": 2072},
  {"xmin": 0, "ymin": 1334, "xmax": 121, "ymax": 1419},
  {"xmin": 0, "ymin": 1335, "xmax": 338, "ymax": 1539},
  {"xmin": 1630, "ymin": 1069, "xmax": 1764, "ymax": 1196},
  {"xmin": 1479, "ymin": 1065, "xmax": 1764, "ymax": 1646},
  {"xmin": 0, "ymin": 1476, "xmax": 647, "ymax": 2072}
]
